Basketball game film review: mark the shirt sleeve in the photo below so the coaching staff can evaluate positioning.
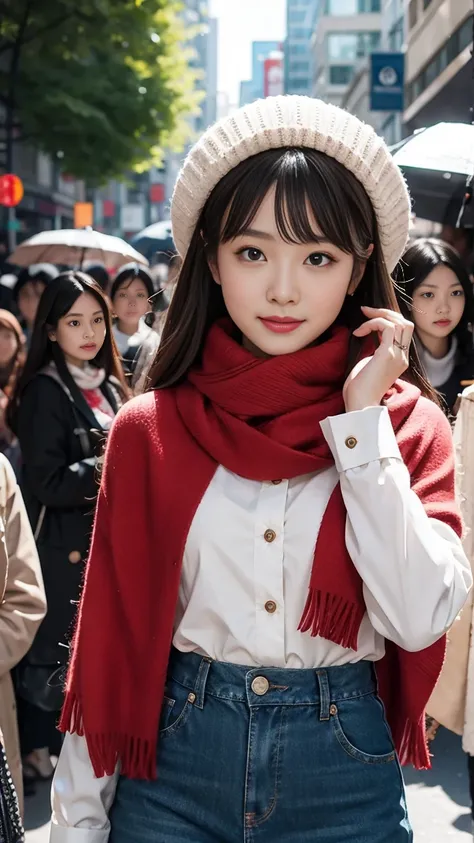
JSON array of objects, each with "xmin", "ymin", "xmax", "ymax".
[
  {"xmin": 50, "ymin": 733, "xmax": 118, "ymax": 842},
  {"xmin": 320, "ymin": 406, "xmax": 472, "ymax": 652}
]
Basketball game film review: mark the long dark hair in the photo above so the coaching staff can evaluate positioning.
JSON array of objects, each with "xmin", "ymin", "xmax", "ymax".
[
  {"xmin": 147, "ymin": 147, "xmax": 437, "ymax": 403},
  {"xmin": 8, "ymin": 271, "xmax": 127, "ymax": 431},
  {"xmin": 394, "ymin": 238, "xmax": 474, "ymax": 360},
  {"xmin": 110, "ymin": 263, "xmax": 155, "ymax": 302}
]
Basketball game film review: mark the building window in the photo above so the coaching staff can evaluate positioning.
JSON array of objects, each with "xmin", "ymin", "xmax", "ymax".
[
  {"xmin": 459, "ymin": 15, "xmax": 473, "ymax": 52},
  {"xmin": 327, "ymin": 31, "xmax": 380, "ymax": 62},
  {"xmin": 324, "ymin": 0, "xmax": 381, "ymax": 12},
  {"xmin": 329, "ymin": 65, "xmax": 353, "ymax": 85},
  {"xmin": 408, "ymin": 0, "xmax": 418, "ymax": 30},
  {"xmin": 405, "ymin": 14, "xmax": 473, "ymax": 105},
  {"xmin": 290, "ymin": 60, "xmax": 311, "ymax": 73},
  {"xmin": 289, "ymin": 10, "xmax": 307, "ymax": 23},
  {"xmin": 290, "ymin": 28, "xmax": 311, "ymax": 39},
  {"xmin": 388, "ymin": 17, "xmax": 404, "ymax": 51},
  {"xmin": 289, "ymin": 79, "xmax": 309, "ymax": 90},
  {"xmin": 290, "ymin": 44, "xmax": 308, "ymax": 55}
]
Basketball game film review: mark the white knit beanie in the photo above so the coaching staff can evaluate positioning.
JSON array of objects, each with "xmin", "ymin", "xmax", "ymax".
[{"xmin": 171, "ymin": 95, "xmax": 411, "ymax": 273}]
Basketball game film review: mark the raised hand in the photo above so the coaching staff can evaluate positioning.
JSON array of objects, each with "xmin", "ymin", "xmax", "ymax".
[{"xmin": 343, "ymin": 306, "xmax": 414, "ymax": 413}]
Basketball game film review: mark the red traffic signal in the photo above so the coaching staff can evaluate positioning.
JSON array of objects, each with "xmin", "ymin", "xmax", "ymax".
[{"xmin": 0, "ymin": 174, "xmax": 24, "ymax": 207}]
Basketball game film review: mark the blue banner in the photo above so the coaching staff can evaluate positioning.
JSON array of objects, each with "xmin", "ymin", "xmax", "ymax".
[{"xmin": 370, "ymin": 53, "xmax": 404, "ymax": 112}]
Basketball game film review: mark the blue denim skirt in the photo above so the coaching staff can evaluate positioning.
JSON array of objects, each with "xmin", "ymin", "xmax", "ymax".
[{"xmin": 109, "ymin": 647, "xmax": 412, "ymax": 842}]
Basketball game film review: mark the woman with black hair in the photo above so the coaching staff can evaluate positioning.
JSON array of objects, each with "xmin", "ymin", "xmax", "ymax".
[
  {"xmin": 110, "ymin": 263, "xmax": 154, "ymax": 373},
  {"xmin": 8, "ymin": 270, "xmax": 128, "ymax": 786},
  {"xmin": 395, "ymin": 238, "xmax": 474, "ymax": 415}
]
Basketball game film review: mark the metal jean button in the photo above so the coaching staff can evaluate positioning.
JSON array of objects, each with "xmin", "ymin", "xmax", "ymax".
[{"xmin": 251, "ymin": 676, "xmax": 270, "ymax": 696}]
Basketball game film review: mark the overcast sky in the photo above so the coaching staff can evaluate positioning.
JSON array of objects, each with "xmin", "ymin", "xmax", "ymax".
[{"xmin": 209, "ymin": 0, "xmax": 286, "ymax": 105}]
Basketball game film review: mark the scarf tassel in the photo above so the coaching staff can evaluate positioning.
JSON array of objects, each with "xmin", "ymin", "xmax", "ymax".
[
  {"xmin": 59, "ymin": 692, "xmax": 157, "ymax": 780},
  {"xmin": 395, "ymin": 716, "xmax": 431, "ymax": 771},
  {"xmin": 298, "ymin": 589, "xmax": 365, "ymax": 652}
]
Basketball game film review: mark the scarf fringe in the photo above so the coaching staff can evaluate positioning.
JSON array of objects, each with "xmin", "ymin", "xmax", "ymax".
[
  {"xmin": 395, "ymin": 717, "xmax": 431, "ymax": 770},
  {"xmin": 59, "ymin": 692, "xmax": 157, "ymax": 780},
  {"xmin": 298, "ymin": 589, "xmax": 364, "ymax": 651}
]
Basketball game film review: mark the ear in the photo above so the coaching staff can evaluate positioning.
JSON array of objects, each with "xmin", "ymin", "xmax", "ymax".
[
  {"xmin": 47, "ymin": 330, "xmax": 57, "ymax": 343},
  {"xmin": 208, "ymin": 257, "xmax": 221, "ymax": 287},
  {"xmin": 348, "ymin": 244, "xmax": 375, "ymax": 295}
]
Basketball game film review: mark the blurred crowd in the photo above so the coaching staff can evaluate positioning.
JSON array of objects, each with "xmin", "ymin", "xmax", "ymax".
[{"xmin": 0, "ymin": 255, "xmax": 173, "ymax": 811}]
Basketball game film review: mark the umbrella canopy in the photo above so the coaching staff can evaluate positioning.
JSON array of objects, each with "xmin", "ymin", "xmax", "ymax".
[
  {"xmin": 392, "ymin": 123, "xmax": 474, "ymax": 226},
  {"xmin": 131, "ymin": 220, "xmax": 175, "ymax": 263},
  {"xmin": 9, "ymin": 228, "xmax": 149, "ymax": 271}
]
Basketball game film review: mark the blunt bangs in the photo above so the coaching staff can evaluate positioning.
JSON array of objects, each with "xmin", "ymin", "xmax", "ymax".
[{"xmin": 216, "ymin": 148, "xmax": 375, "ymax": 262}]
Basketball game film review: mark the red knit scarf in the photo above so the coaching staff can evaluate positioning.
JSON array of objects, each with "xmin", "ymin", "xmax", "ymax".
[{"xmin": 60, "ymin": 319, "xmax": 461, "ymax": 779}]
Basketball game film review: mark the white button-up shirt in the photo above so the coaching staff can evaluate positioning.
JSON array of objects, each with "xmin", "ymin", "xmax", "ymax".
[{"xmin": 49, "ymin": 407, "xmax": 472, "ymax": 843}]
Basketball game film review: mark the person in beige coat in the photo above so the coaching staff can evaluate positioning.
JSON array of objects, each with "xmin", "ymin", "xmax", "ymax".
[
  {"xmin": 427, "ymin": 382, "xmax": 474, "ymax": 821},
  {"xmin": 0, "ymin": 453, "xmax": 46, "ymax": 812}
]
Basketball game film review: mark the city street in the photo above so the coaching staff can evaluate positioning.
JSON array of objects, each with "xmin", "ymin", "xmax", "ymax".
[{"xmin": 24, "ymin": 727, "xmax": 473, "ymax": 842}]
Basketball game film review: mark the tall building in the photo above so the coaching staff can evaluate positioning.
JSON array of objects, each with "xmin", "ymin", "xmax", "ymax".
[
  {"xmin": 404, "ymin": 0, "xmax": 472, "ymax": 134},
  {"xmin": 239, "ymin": 41, "xmax": 281, "ymax": 106},
  {"xmin": 252, "ymin": 41, "xmax": 281, "ymax": 98},
  {"xmin": 339, "ymin": 0, "xmax": 404, "ymax": 142},
  {"xmin": 312, "ymin": 0, "xmax": 382, "ymax": 105},
  {"xmin": 285, "ymin": 0, "xmax": 319, "ymax": 95}
]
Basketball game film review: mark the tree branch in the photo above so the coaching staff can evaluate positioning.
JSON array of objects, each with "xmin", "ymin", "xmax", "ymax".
[{"xmin": 0, "ymin": 12, "xmax": 74, "ymax": 56}]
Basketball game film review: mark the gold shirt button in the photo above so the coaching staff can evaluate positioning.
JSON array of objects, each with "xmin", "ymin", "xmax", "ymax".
[
  {"xmin": 265, "ymin": 600, "xmax": 277, "ymax": 614},
  {"xmin": 345, "ymin": 436, "xmax": 357, "ymax": 449},
  {"xmin": 251, "ymin": 676, "xmax": 270, "ymax": 696},
  {"xmin": 264, "ymin": 529, "xmax": 276, "ymax": 543},
  {"xmin": 68, "ymin": 550, "xmax": 82, "ymax": 564}
]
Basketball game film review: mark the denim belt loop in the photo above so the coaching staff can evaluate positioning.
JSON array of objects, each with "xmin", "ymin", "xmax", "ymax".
[
  {"xmin": 315, "ymin": 669, "xmax": 331, "ymax": 721},
  {"xmin": 191, "ymin": 656, "xmax": 212, "ymax": 710}
]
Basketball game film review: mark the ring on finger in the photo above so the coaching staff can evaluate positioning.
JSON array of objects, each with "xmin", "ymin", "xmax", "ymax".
[{"xmin": 394, "ymin": 336, "xmax": 410, "ymax": 351}]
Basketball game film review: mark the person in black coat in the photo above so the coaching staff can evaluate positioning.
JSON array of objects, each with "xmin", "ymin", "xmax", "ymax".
[
  {"xmin": 7, "ymin": 271, "xmax": 128, "ymax": 786},
  {"xmin": 394, "ymin": 238, "xmax": 474, "ymax": 416}
]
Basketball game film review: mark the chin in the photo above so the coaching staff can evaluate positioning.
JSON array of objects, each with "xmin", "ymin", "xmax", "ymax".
[{"xmin": 247, "ymin": 331, "xmax": 313, "ymax": 357}]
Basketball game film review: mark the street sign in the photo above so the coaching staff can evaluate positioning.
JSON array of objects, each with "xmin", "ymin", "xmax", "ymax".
[
  {"xmin": 74, "ymin": 202, "xmax": 94, "ymax": 228},
  {"xmin": 0, "ymin": 174, "xmax": 24, "ymax": 207},
  {"xmin": 370, "ymin": 53, "xmax": 404, "ymax": 112}
]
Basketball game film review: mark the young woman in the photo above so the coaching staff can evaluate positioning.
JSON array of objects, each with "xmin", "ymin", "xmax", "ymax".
[
  {"xmin": 394, "ymin": 238, "xmax": 474, "ymax": 415},
  {"xmin": 8, "ymin": 271, "xmax": 128, "ymax": 789},
  {"xmin": 111, "ymin": 263, "xmax": 154, "ymax": 372},
  {"xmin": 51, "ymin": 97, "xmax": 471, "ymax": 843},
  {"xmin": 0, "ymin": 310, "xmax": 26, "ymax": 474},
  {"xmin": 13, "ymin": 264, "xmax": 58, "ymax": 346}
]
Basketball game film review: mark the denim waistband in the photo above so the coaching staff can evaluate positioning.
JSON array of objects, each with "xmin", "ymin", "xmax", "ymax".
[{"xmin": 167, "ymin": 647, "xmax": 378, "ymax": 715}]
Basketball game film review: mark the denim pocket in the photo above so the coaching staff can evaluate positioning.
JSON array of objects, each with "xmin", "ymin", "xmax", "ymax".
[
  {"xmin": 330, "ymin": 693, "xmax": 396, "ymax": 765},
  {"xmin": 158, "ymin": 679, "xmax": 193, "ymax": 739}
]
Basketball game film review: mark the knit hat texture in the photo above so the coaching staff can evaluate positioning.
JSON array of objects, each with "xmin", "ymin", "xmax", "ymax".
[{"xmin": 171, "ymin": 95, "xmax": 411, "ymax": 273}]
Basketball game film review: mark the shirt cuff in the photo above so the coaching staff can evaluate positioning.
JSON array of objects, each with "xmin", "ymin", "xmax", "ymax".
[
  {"xmin": 50, "ymin": 822, "xmax": 110, "ymax": 843},
  {"xmin": 320, "ymin": 406, "xmax": 402, "ymax": 472}
]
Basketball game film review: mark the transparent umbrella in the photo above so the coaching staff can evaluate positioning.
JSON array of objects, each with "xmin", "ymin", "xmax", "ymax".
[{"xmin": 8, "ymin": 228, "xmax": 149, "ymax": 270}]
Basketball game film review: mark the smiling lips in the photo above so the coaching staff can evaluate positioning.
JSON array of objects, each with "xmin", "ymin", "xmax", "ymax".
[{"xmin": 259, "ymin": 316, "xmax": 304, "ymax": 334}]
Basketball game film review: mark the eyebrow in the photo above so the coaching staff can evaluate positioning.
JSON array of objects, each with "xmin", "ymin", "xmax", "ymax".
[
  {"xmin": 418, "ymin": 282, "xmax": 463, "ymax": 289},
  {"xmin": 66, "ymin": 310, "xmax": 103, "ymax": 317},
  {"xmin": 239, "ymin": 227, "xmax": 331, "ymax": 244}
]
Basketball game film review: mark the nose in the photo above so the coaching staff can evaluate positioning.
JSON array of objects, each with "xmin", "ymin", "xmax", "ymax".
[
  {"xmin": 266, "ymin": 266, "xmax": 299, "ymax": 306},
  {"xmin": 436, "ymin": 297, "xmax": 450, "ymax": 314},
  {"xmin": 83, "ymin": 324, "xmax": 95, "ymax": 339}
]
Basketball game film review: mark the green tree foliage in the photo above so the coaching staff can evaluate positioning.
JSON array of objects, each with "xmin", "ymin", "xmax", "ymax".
[{"xmin": 0, "ymin": 0, "xmax": 202, "ymax": 182}]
